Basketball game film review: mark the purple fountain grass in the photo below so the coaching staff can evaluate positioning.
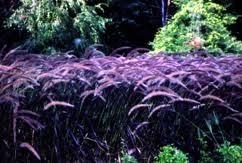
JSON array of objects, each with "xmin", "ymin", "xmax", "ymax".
[{"xmin": 0, "ymin": 49, "xmax": 241, "ymax": 162}]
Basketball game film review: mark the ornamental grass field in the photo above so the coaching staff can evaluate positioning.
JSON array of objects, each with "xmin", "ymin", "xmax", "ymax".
[{"xmin": 0, "ymin": 49, "xmax": 241, "ymax": 162}]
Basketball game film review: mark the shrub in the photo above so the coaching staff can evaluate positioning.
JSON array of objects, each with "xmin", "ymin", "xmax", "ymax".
[
  {"xmin": 151, "ymin": 0, "xmax": 242, "ymax": 54},
  {"xmin": 198, "ymin": 140, "xmax": 242, "ymax": 163},
  {"xmin": 6, "ymin": 0, "xmax": 108, "ymax": 54},
  {"xmin": 154, "ymin": 145, "xmax": 189, "ymax": 163},
  {"xmin": 217, "ymin": 142, "xmax": 242, "ymax": 163}
]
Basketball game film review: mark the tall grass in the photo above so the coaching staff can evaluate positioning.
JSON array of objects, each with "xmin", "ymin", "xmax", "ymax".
[{"xmin": 0, "ymin": 49, "xmax": 241, "ymax": 162}]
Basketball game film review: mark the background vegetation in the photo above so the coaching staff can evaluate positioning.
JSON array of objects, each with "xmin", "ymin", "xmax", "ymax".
[
  {"xmin": 152, "ymin": 0, "xmax": 242, "ymax": 54},
  {"xmin": 6, "ymin": 0, "xmax": 108, "ymax": 54},
  {"xmin": 1, "ymin": 0, "xmax": 242, "ymax": 55}
]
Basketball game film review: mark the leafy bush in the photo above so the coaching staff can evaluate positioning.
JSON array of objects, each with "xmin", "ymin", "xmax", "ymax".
[
  {"xmin": 217, "ymin": 142, "xmax": 242, "ymax": 163},
  {"xmin": 6, "ymin": 0, "xmax": 108, "ymax": 54},
  {"xmin": 154, "ymin": 145, "xmax": 188, "ymax": 163},
  {"xmin": 151, "ymin": 0, "xmax": 242, "ymax": 54},
  {"xmin": 198, "ymin": 139, "xmax": 242, "ymax": 163}
]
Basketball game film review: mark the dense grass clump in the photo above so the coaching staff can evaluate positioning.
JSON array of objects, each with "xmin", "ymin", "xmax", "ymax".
[{"xmin": 0, "ymin": 49, "xmax": 242, "ymax": 162}]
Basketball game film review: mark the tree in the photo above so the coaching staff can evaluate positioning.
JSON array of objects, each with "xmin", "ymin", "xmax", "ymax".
[
  {"xmin": 6, "ymin": 0, "xmax": 108, "ymax": 54},
  {"xmin": 152, "ymin": 0, "xmax": 242, "ymax": 55}
]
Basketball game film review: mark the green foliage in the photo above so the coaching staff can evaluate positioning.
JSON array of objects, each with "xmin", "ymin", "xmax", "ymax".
[
  {"xmin": 121, "ymin": 152, "xmax": 138, "ymax": 163},
  {"xmin": 6, "ymin": 0, "xmax": 108, "ymax": 53},
  {"xmin": 154, "ymin": 145, "xmax": 189, "ymax": 163},
  {"xmin": 151, "ymin": 0, "xmax": 242, "ymax": 54},
  {"xmin": 198, "ymin": 137, "xmax": 242, "ymax": 163},
  {"xmin": 217, "ymin": 142, "xmax": 242, "ymax": 163}
]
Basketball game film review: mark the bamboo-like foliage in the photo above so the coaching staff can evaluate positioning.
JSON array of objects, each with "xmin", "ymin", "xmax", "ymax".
[{"xmin": 0, "ymin": 49, "xmax": 241, "ymax": 162}]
